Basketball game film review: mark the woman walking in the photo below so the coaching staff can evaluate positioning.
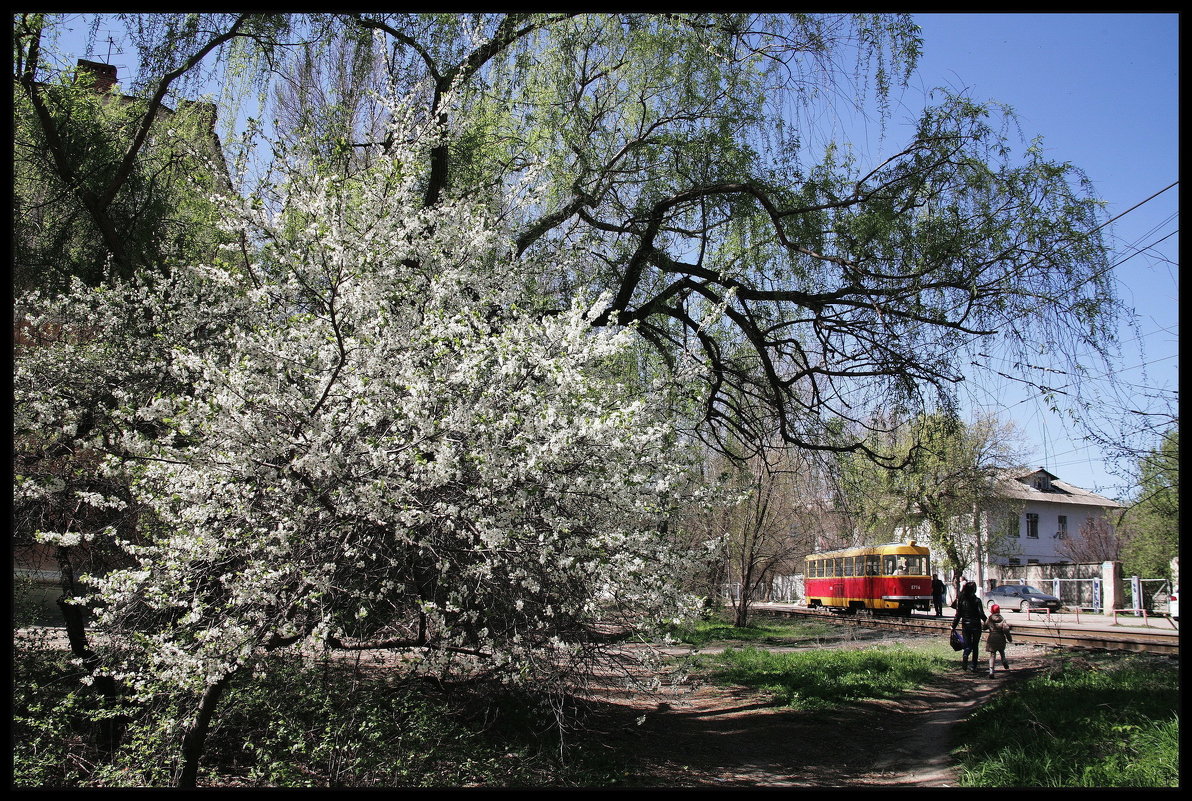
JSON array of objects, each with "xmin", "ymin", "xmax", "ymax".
[{"xmin": 950, "ymin": 581, "xmax": 986, "ymax": 672}]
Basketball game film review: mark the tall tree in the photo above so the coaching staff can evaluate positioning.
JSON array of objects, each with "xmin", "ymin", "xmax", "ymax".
[
  {"xmin": 1117, "ymin": 426, "xmax": 1179, "ymax": 580},
  {"xmin": 12, "ymin": 13, "xmax": 252, "ymax": 290},
  {"xmin": 837, "ymin": 413, "xmax": 1026, "ymax": 590},
  {"xmin": 18, "ymin": 12, "xmax": 1121, "ymax": 458},
  {"xmin": 16, "ymin": 113, "xmax": 715, "ymax": 785},
  {"xmin": 710, "ymin": 443, "xmax": 834, "ymax": 624}
]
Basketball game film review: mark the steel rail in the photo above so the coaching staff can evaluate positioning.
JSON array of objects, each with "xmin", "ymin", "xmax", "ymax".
[{"xmin": 755, "ymin": 604, "xmax": 1179, "ymax": 656}]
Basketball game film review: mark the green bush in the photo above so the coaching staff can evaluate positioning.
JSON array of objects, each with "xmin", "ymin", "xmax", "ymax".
[
  {"xmin": 13, "ymin": 645, "xmax": 624, "ymax": 787},
  {"xmin": 12, "ymin": 645, "xmax": 111, "ymax": 787}
]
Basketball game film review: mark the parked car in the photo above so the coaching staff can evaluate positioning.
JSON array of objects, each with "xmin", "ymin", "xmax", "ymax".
[{"xmin": 985, "ymin": 584, "xmax": 1062, "ymax": 613}]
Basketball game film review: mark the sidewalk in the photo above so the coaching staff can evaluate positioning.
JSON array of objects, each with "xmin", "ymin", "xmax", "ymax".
[
  {"xmin": 915, "ymin": 607, "xmax": 1178, "ymax": 635},
  {"xmin": 753, "ymin": 602, "xmax": 1178, "ymax": 636}
]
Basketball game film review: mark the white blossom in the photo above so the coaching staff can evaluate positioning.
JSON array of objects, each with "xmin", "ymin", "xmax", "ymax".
[{"xmin": 13, "ymin": 87, "xmax": 714, "ymax": 705}]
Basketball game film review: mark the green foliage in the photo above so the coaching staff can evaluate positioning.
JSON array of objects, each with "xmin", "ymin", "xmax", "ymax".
[
  {"xmin": 197, "ymin": 658, "xmax": 621, "ymax": 787},
  {"xmin": 13, "ymin": 649, "xmax": 92, "ymax": 787},
  {"xmin": 953, "ymin": 652, "xmax": 1180, "ymax": 787},
  {"xmin": 1119, "ymin": 426, "xmax": 1179, "ymax": 580},
  {"xmin": 693, "ymin": 641, "xmax": 952, "ymax": 709},
  {"xmin": 12, "ymin": 643, "xmax": 139, "ymax": 787},
  {"xmin": 835, "ymin": 412, "xmax": 1025, "ymax": 577},
  {"xmin": 12, "ymin": 646, "xmax": 622, "ymax": 787},
  {"xmin": 13, "ymin": 19, "xmax": 235, "ymax": 292}
]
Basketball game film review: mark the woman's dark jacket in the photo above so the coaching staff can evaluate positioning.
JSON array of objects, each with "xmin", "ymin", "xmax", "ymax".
[{"xmin": 952, "ymin": 593, "xmax": 987, "ymax": 629}]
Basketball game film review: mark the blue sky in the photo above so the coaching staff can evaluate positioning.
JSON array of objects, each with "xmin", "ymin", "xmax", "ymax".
[
  {"xmin": 900, "ymin": 13, "xmax": 1179, "ymax": 499},
  {"xmin": 39, "ymin": 13, "xmax": 1178, "ymax": 499}
]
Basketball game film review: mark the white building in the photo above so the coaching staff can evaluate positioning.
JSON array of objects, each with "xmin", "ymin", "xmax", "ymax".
[
  {"xmin": 906, "ymin": 467, "xmax": 1124, "ymax": 597},
  {"xmin": 988, "ymin": 467, "xmax": 1123, "ymax": 567}
]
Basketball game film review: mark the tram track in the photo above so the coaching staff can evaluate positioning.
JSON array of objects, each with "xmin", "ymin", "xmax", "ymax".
[{"xmin": 755, "ymin": 603, "xmax": 1180, "ymax": 656}]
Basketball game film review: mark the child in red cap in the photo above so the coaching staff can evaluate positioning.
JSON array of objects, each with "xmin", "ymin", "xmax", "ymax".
[{"xmin": 983, "ymin": 603, "xmax": 1012, "ymax": 677}]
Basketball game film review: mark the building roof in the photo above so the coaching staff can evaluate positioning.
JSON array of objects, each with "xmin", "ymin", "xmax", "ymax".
[{"xmin": 993, "ymin": 467, "xmax": 1123, "ymax": 508}]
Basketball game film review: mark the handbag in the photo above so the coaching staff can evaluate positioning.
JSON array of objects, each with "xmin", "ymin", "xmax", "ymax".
[{"xmin": 949, "ymin": 629, "xmax": 965, "ymax": 651}]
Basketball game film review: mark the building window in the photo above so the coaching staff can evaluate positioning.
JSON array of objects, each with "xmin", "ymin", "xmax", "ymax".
[
  {"xmin": 1026, "ymin": 513, "xmax": 1039, "ymax": 539},
  {"xmin": 1008, "ymin": 558, "xmax": 1021, "ymax": 566},
  {"xmin": 1027, "ymin": 559, "xmax": 1039, "ymax": 565},
  {"xmin": 1056, "ymin": 515, "xmax": 1068, "ymax": 539},
  {"xmin": 1006, "ymin": 513, "xmax": 1019, "ymax": 537}
]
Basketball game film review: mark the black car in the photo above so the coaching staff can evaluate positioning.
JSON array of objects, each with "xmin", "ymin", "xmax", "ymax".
[{"xmin": 985, "ymin": 584, "xmax": 1062, "ymax": 613}]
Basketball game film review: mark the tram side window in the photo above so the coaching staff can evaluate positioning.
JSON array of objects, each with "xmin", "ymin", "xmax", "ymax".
[
  {"xmin": 883, "ymin": 556, "xmax": 896, "ymax": 575},
  {"xmin": 865, "ymin": 556, "xmax": 879, "ymax": 575},
  {"xmin": 904, "ymin": 555, "xmax": 927, "ymax": 575},
  {"xmin": 843, "ymin": 557, "xmax": 854, "ymax": 577},
  {"xmin": 832, "ymin": 558, "xmax": 842, "ymax": 577}
]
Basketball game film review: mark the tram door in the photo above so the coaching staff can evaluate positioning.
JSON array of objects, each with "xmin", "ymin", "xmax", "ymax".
[{"xmin": 863, "ymin": 555, "xmax": 879, "ymax": 608}]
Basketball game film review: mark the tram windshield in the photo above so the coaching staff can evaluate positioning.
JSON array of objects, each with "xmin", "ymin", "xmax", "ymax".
[{"xmin": 884, "ymin": 554, "xmax": 928, "ymax": 575}]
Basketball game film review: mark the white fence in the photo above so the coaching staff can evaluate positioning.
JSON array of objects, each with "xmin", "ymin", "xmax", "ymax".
[{"xmin": 719, "ymin": 574, "xmax": 804, "ymax": 604}]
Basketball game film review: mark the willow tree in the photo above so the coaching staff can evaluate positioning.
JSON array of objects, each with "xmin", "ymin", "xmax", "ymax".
[{"xmin": 18, "ymin": 12, "xmax": 1120, "ymax": 455}]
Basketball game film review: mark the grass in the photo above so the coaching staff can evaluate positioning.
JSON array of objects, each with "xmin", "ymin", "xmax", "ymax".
[
  {"xmin": 674, "ymin": 612, "xmax": 1180, "ymax": 787},
  {"xmin": 673, "ymin": 611, "xmax": 955, "ymax": 710},
  {"xmin": 669, "ymin": 613, "xmax": 841, "ymax": 648},
  {"xmin": 952, "ymin": 652, "xmax": 1180, "ymax": 787},
  {"xmin": 689, "ymin": 642, "xmax": 954, "ymax": 710},
  {"xmin": 18, "ymin": 611, "xmax": 1176, "ymax": 788}
]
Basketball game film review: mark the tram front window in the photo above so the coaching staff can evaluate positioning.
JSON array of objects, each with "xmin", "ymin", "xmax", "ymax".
[{"xmin": 904, "ymin": 555, "xmax": 927, "ymax": 575}]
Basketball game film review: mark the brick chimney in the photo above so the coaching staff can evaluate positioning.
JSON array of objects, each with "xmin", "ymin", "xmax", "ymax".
[{"xmin": 76, "ymin": 59, "xmax": 117, "ymax": 93}]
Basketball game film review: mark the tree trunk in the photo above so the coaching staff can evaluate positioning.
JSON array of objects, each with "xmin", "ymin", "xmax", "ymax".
[
  {"xmin": 734, "ymin": 563, "xmax": 754, "ymax": 627},
  {"xmin": 178, "ymin": 670, "xmax": 238, "ymax": 788},
  {"xmin": 54, "ymin": 546, "xmax": 127, "ymax": 755}
]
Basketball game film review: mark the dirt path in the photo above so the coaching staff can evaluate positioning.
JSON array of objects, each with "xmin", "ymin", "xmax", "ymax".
[{"xmin": 591, "ymin": 645, "xmax": 1053, "ymax": 787}]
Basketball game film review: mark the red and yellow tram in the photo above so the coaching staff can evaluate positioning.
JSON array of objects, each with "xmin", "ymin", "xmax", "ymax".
[{"xmin": 804, "ymin": 541, "xmax": 932, "ymax": 614}]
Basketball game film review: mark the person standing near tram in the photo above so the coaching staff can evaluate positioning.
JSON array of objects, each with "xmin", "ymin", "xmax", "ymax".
[
  {"xmin": 931, "ymin": 574, "xmax": 946, "ymax": 617},
  {"xmin": 951, "ymin": 581, "xmax": 986, "ymax": 672}
]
